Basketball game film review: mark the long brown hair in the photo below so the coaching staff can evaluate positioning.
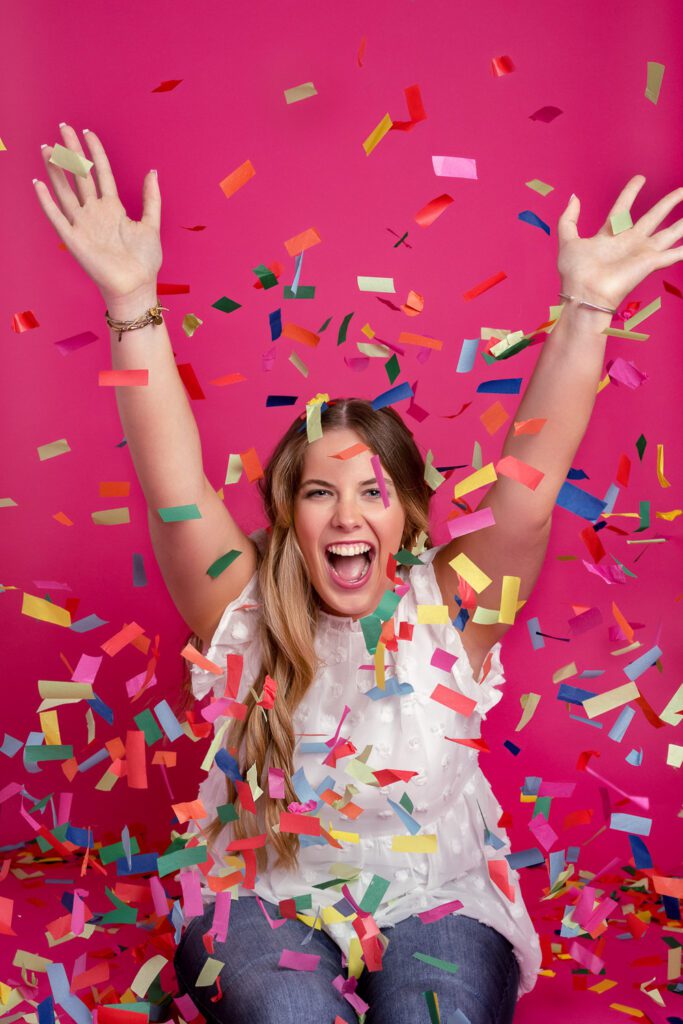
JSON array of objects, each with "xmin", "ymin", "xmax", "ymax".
[{"xmin": 184, "ymin": 398, "xmax": 433, "ymax": 874}]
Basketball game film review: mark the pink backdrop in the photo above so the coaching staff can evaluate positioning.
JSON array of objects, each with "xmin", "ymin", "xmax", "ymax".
[{"xmin": 2, "ymin": 0, "xmax": 683, "ymax": 1020}]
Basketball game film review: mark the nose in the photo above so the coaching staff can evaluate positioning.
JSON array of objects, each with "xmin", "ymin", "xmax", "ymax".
[{"xmin": 331, "ymin": 493, "xmax": 364, "ymax": 529}]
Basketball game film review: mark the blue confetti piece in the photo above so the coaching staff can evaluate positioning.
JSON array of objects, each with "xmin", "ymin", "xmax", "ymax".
[
  {"xmin": 299, "ymin": 742, "xmax": 330, "ymax": 753},
  {"xmin": 154, "ymin": 699, "xmax": 184, "ymax": 742},
  {"xmin": 506, "ymin": 847, "xmax": 545, "ymax": 869},
  {"xmin": 364, "ymin": 677, "xmax": 414, "ymax": 700},
  {"xmin": 566, "ymin": 467, "xmax": 588, "ymax": 480},
  {"xmin": 69, "ymin": 613, "xmax": 109, "ymax": 633},
  {"xmin": 601, "ymin": 482, "xmax": 620, "ymax": 517},
  {"xmin": 37, "ymin": 997, "xmax": 55, "ymax": 1024},
  {"xmin": 116, "ymin": 852, "xmax": 159, "ymax": 875},
  {"xmin": 555, "ymin": 480, "xmax": 608, "ymax": 521},
  {"xmin": 623, "ymin": 645, "xmax": 662, "ymax": 681},
  {"xmin": 518, "ymin": 209, "xmax": 551, "ymax": 235},
  {"xmin": 65, "ymin": 825, "xmax": 94, "ymax": 848},
  {"xmin": 503, "ymin": 739, "xmax": 521, "ymax": 755},
  {"xmin": 87, "ymin": 695, "xmax": 113, "ymax": 725},
  {"xmin": 527, "ymin": 616, "xmax": 544, "ymax": 651},
  {"xmin": 290, "ymin": 250, "xmax": 303, "ymax": 295},
  {"xmin": 215, "ymin": 748, "xmax": 243, "ymax": 781},
  {"xmin": 557, "ymin": 684, "xmax": 597, "ymax": 705},
  {"xmin": 265, "ymin": 395, "xmax": 298, "ymax": 406},
  {"xmin": 387, "ymin": 798, "xmax": 421, "ymax": 835},
  {"xmin": 24, "ymin": 731, "xmax": 44, "ymax": 774},
  {"xmin": 132, "ymin": 552, "xmax": 148, "ymax": 587},
  {"xmin": 77, "ymin": 747, "xmax": 110, "ymax": 773},
  {"xmin": 371, "ymin": 381, "xmax": 414, "ymax": 410},
  {"xmin": 626, "ymin": 747, "xmax": 643, "ymax": 766},
  {"xmin": 291, "ymin": 766, "xmax": 321, "ymax": 807},
  {"xmin": 475, "ymin": 378, "xmax": 522, "ymax": 394},
  {"xmin": 549, "ymin": 849, "xmax": 566, "ymax": 888},
  {"xmin": 610, "ymin": 812, "xmax": 652, "ymax": 836},
  {"xmin": 172, "ymin": 899, "xmax": 184, "ymax": 943},
  {"xmin": 608, "ymin": 706, "xmax": 635, "ymax": 742},
  {"xmin": 456, "ymin": 338, "xmax": 479, "ymax": 373},
  {"xmin": 0, "ymin": 733, "xmax": 22, "ymax": 757},
  {"xmin": 269, "ymin": 308, "xmax": 282, "ymax": 340},
  {"xmin": 568, "ymin": 714, "xmax": 603, "ymax": 728},
  {"xmin": 566, "ymin": 846, "xmax": 581, "ymax": 863},
  {"xmin": 46, "ymin": 963, "xmax": 91, "ymax": 1024}
]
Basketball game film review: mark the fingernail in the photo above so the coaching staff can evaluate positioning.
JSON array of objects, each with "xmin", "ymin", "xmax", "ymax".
[
  {"xmin": 150, "ymin": 169, "xmax": 157, "ymax": 175},
  {"xmin": 83, "ymin": 128, "xmax": 90, "ymax": 133},
  {"xmin": 58, "ymin": 122, "xmax": 67, "ymax": 127},
  {"xmin": 32, "ymin": 178, "xmax": 39, "ymax": 185},
  {"xmin": 40, "ymin": 143, "xmax": 48, "ymax": 149}
]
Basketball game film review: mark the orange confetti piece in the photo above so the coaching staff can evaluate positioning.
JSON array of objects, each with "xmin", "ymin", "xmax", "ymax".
[
  {"xmin": 211, "ymin": 372, "xmax": 248, "ymax": 387},
  {"xmin": 513, "ymin": 418, "xmax": 546, "ymax": 435},
  {"xmin": 495, "ymin": 454, "xmax": 544, "ymax": 490},
  {"xmin": 99, "ymin": 481, "xmax": 131, "ymax": 497},
  {"xmin": 357, "ymin": 35, "xmax": 367, "ymax": 67},
  {"xmin": 152, "ymin": 750, "xmax": 177, "ymax": 766},
  {"xmin": 480, "ymin": 401, "xmax": 509, "ymax": 436},
  {"xmin": 98, "ymin": 370, "xmax": 149, "ymax": 387},
  {"xmin": 219, "ymin": 159, "xmax": 256, "ymax": 199},
  {"xmin": 101, "ymin": 621, "xmax": 146, "ymax": 657},
  {"xmin": 487, "ymin": 858, "xmax": 516, "ymax": 900},
  {"xmin": 331, "ymin": 442, "xmax": 370, "ymax": 460},
  {"xmin": 240, "ymin": 446, "xmax": 264, "ymax": 482},
  {"xmin": 463, "ymin": 271, "xmax": 508, "ymax": 301},
  {"xmin": 284, "ymin": 227, "xmax": 321, "ymax": 257},
  {"xmin": 172, "ymin": 799, "xmax": 207, "ymax": 823},
  {"xmin": 125, "ymin": 730, "xmax": 148, "ymax": 789},
  {"xmin": 400, "ymin": 290, "xmax": 424, "ymax": 316},
  {"xmin": 430, "ymin": 683, "xmax": 477, "ymax": 717},
  {"xmin": 282, "ymin": 322, "xmax": 320, "ymax": 347},
  {"xmin": 414, "ymin": 194, "xmax": 453, "ymax": 227},
  {"xmin": 397, "ymin": 331, "xmax": 443, "ymax": 351},
  {"xmin": 612, "ymin": 601, "xmax": 635, "ymax": 643}
]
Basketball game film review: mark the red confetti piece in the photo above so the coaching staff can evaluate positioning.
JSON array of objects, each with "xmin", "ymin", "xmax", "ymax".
[
  {"xmin": 463, "ymin": 271, "xmax": 507, "ymax": 301},
  {"xmin": 151, "ymin": 79, "xmax": 183, "ymax": 92},
  {"xmin": 414, "ymin": 194, "xmax": 453, "ymax": 227},
  {"xmin": 491, "ymin": 55, "xmax": 515, "ymax": 76},
  {"xmin": 11, "ymin": 310, "xmax": 40, "ymax": 332}
]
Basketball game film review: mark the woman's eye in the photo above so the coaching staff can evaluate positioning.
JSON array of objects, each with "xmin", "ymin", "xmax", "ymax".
[
  {"xmin": 305, "ymin": 489, "xmax": 329, "ymax": 497},
  {"xmin": 365, "ymin": 488, "xmax": 382, "ymax": 497}
]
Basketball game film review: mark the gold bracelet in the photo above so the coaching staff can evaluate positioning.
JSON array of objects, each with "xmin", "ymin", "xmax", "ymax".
[
  {"xmin": 104, "ymin": 302, "xmax": 169, "ymax": 342},
  {"xmin": 558, "ymin": 292, "xmax": 617, "ymax": 315}
]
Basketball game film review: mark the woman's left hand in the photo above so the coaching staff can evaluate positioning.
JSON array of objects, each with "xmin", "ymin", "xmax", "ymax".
[{"xmin": 556, "ymin": 176, "xmax": 683, "ymax": 311}]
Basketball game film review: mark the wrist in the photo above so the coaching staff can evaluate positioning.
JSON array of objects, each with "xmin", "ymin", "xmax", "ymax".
[{"xmin": 102, "ymin": 285, "xmax": 159, "ymax": 320}]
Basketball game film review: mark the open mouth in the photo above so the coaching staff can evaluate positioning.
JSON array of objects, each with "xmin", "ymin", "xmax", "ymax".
[{"xmin": 324, "ymin": 542, "xmax": 376, "ymax": 589}]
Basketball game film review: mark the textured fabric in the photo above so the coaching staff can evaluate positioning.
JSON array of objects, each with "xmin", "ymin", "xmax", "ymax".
[
  {"xmin": 174, "ymin": 894, "xmax": 520, "ymax": 1023},
  {"xmin": 189, "ymin": 528, "xmax": 542, "ymax": 1001}
]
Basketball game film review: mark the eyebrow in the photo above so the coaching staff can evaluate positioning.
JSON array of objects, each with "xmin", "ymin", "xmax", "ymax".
[{"xmin": 299, "ymin": 477, "xmax": 392, "ymax": 489}]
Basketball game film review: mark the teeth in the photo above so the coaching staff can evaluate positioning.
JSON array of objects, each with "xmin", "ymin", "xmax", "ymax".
[{"xmin": 326, "ymin": 543, "xmax": 372, "ymax": 557}]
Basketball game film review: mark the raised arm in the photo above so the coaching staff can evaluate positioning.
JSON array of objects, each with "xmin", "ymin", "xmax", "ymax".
[
  {"xmin": 434, "ymin": 176, "xmax": 683, "ymax": 672},
  {"xmin": 33, "ymin": 124, "xmax": 257, "ymax": 645}
]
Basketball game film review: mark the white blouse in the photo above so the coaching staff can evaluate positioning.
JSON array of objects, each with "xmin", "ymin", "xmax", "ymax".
[{"xmin": 189, "ymin": 529, "xmax": 542, "ymax": 1000}]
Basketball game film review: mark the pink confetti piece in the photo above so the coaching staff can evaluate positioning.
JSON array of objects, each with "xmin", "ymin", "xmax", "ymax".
[
  {"xmin": 416, "ymin": 898, "xmax": 464, "ymax": 923},
  {"xmin": 56, "ymin": 792, "xmax": 73, "ymax": 826},
  {"xmin": 325, "ymin": 705, "xmax": 352, "ymax": 749},
  {"xmin": 446, "ymin": 506, "xmax": 495, "ymax": 540},
  {"xmin": 568, "ymin": 939, "xmax": 605, "ymax": 974},
  {"xmin": 370, "ymin": 454, "xmax": 390, "ymax": 508},
  {"xmin": 528, "ymin": 814, "xmax": 558, "ymax": 852},
  {"xmin": 278, "ymin": 949, "xmax": 321, "ymax": 970},
  {"xmin": 606, "ymin": 356, "xmax": 649, "ymax": 389},
  {"xmin": 268, "ymin": 766, "xmax": 285, "ymax": 799},
  {"xmin": 582, "ymin": 560, "xmax": 628, "ymax": 585},
  {"xmin": 150, "ymin": 876, "xmax": 170, "ymax": 917},
  {"xmin": 432, "ymin": 155, "xmax": 478, "ymax": 179},
  {"xmin": 208, "ymin": 890, "xmax": 231, "ymax": 943},
  {"xmin": 430, "ymin": 647, "xmax": 457, "ymax": 672},
  {"xmin": 180, "ymin": 868, "xmax": 204, "ymax": 919},
  {"xmin": 256, "ymin": 894, "xmax": 289, "ymax": 929}
]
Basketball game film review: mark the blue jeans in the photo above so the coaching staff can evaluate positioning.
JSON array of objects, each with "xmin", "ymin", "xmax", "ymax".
[{"xmin": 174, "ymin": 896, "xmax": 520, "ymax": 1023}]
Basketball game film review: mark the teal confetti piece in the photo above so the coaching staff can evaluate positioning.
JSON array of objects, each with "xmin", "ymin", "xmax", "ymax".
[
  {"xmin": 212, "ymin": 296, "xmax": 242, "ymax": 313},
  {"xmin": 413, "ymin": 952, "xmax": 460, "ymax": 974},
  {"xmin": 636, "ymin": 500, "xmax": 650, "ymax": 532},
  {"xmin": 134, "ymin": 708, "xmax": 162, "ymax": 746},
  {"xmin": 284, "ymin": 285, "xmax": 315, "ymax": 299},
  {"xmin": 399, "ymin": 791, "xmax": 414, "ymax": 814},
  {"xmin": 207, "ymin": 549, "xmax": 241, "ymax": 579},
  {"xmin": 358, "ymin": 874, "xmax": 391, "ymax": 914},
  {"xmin": 99, "ymin": 835, "xmax": 141, "ymax": 865},
  {"xmin": 337, "ymin": 312, "xmax": 354, "ymax": 345},
  {"xmin": 157, "ymin": 504, "xmax": 202, "ymax": 522},
  {"xmin": 360, "ymin": 614, "xmax": 383, "ymax": 654},
  {"xmin": 24, "ymin": 745, "xmax": 73, "ymax": 763},
  {"xmin": 157, "ymin": 844, "xmax": 208, "ymax": 878}
]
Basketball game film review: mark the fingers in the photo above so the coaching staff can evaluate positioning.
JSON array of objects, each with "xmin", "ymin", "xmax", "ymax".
[
  {"xmin": 41, "ymin": 143, "xmax": 81, "ymax": 224},
  {"xmin": 604, "ymin": 175, "xmax": 647, "ymax": 228},
  {"xmin": 82, "ymin": 129, "xmax": 119, "ymax": 199},
  {"xmin": 634, "ymin": 186, "xmax": 683, "ymax": 237},
  {"xmin": 557, "ymin": 193, "xmax": 580, "ymax": 245},
  {"xmin": 141, "ymin": 169, "xmax": 161, "ymax": 232},
  {"xmin": 54, "ymin": 124, "xmax": 98, "ymax": 205},
  {"xmin": 32, "ymin": 178, "xmax": 75, "ymax": 246}
]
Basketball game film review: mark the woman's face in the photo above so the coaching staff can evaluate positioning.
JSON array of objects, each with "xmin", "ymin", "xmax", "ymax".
[{"xmin": 293, "ymin": 427, "xmax": 407, "ymax": 620}]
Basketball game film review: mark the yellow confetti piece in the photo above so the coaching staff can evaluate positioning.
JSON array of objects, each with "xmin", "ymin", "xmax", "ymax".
[
  {"xmin": 666, "ymin": 744, "xmax": 683, "ymax": 768},
  {"xmin": 86, "ymin": 706, "xmax": 96, "ymax": 744},
  {"xmin": 357, "ymin": 276, "xmax": 395, "ymax": 292},
  {"xmin": 610, "ymin": 209, "xmax": 633, "ymax": 235},
  {"xmin": 417, "ymin": 604, "xmax": 450, "ymax": 625},
  {"xmin": 552, "ymin": 663, "xmax": 578, "ymax": 684},
  {"xmin": 22, "ymin": 594, "xmax": 71, "ymax": 628},
  {"xmin": 448, "ymin": 552, "xmax": 492, "ymax": 593},
  {"xmin": 306, "ymin": 401, "xmax": 324, "ymax": 442},
  {"xmin": 38, "ymin": 679, "xmax": 94, "ymax": 701},
  {"xmin": 11, "ymin": 950, "xmax": 53, "ymax": 972},
  {"xmin": 195, "ymin": 956, "xmax": 224, "ymax": 988},
  {"xmin": 284, "ymin": 81, "xmax": 318, "ymax": 104},
  {"xmin": 225, "ymin": 453, "xmax": 243, "ymax": 485},
  {"xmin": 589, "ymin": 979, "xmax": 619, "ymax": 994},
  {"xmin": 660, "ymin": 682, "xmax": 683, "ymax": 726},
  {"xmin": 583, "ymin": 681, "xmax": 641, "ymax": 719},
  {"xmin": 392, "ymin": 833, "xmax": 437, "ymax": 853},
  {"xmin": 601, "ymin": 327, "xmax": 649, "ymax": 341},
  {"xmin": 622, "ymin": 296, "xmax": 661, "ymax": 329},
  {"xmin": 0, "ymin": 139, "xmax": 6, "ymax": 153},
  {"xmin": 656, "ymin": 444, "xmax": 671, "ymax": 487},
  {"xmin": 452, "ymin": 463, "xmax": 497, "ymax": 499},
  {"xmin": 96, "ymin": 769, "xmax": 120, "ymax": 792},
  {"xmin": 37, "ymin": 438, "xmax": 71, "ymax": 461},
  {"xmin": 182, "ymin": 313, "xmax": 203, "ymax": 337},
  {"xmin": 201, "ymin": 720, "xmax": 230, "ymax": 772},
  {"xmin": 499, "ymin": 575, "xmax": 520, "ymax": 624},
  {"xmin": 490, "ymin": 330, "xmax": 525, "ymax": 357},
  {"xmin": 516, "ymin": 692, "xmax": 541, "ymax": 731},
  {"xmin": 357, "ymin": 341, "xmax": 392, "ymax": 358},
  {"xmin": 288, "ymin": 351, "xmax": 309, "ymax": 377},
  {"xmin": 48, "ymin": 142, "xmax": 94, "ymax": 178},
  {"xmin": 424, "ymin": 450, "xmax": 446, "ymax": 491},
  {"xmin": 361, "ymin": 323, "xmax": 375, "ymax": 338},
  {"xmin": 246, "ymin": 762, "xmax": 264, "ymax": 801},
  {"xmin": 645, "ymin": 61, "xmax": 665, "ymax": 104},
  {"xmin": 363, "ymin": 113, "xmax": 393, "ymax": 155},
  {"xmin": 608, "ymin": 1003, "xmax": 646, "ymax": 1018},
  {"xmin": 328, "ymin": 829, "xmax": 360, "ymax": 844},
  {"xmin": 525, "ymin": 178, "xmax": 554, "ymax": 196},
  {"xmin": 92, "ymin": 508, "xmax": 131, "ymax": 525},
  {"xmin": 374, "ymin": 640, "xmax": 386, "ymax": 690},
  {"xmin": 39, "ymin": 710, "xmax": 61, "ymax": 746}
]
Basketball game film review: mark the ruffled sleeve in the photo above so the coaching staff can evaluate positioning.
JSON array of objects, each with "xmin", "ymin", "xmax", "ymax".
[
  {"xmin": 406, "ymin": 543, "xmax": 507, "ymax": 720},
  {"xmin": 189, "ymin": 527, "xmax": 268, "ymax": 702}
]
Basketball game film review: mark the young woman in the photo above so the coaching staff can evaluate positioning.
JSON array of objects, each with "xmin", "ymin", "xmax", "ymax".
[{"xmin": 34, "ymin": 125, "xmax": 682, "ymax": 1023}]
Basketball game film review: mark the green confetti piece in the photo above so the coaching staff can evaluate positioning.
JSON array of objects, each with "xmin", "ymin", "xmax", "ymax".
[
  {"xmin": 360, "ymin": 613, "xmax": 383, "ymax": 654},
  {"xmin": 375, "ymin": 590, "xmax": 402, "ymax": 621},
  {"xmin": 217, "ymin": 802, "xmax": 239, "ymax": 824},
  {"xmin": 284, "ymin": 285, "xmax": 316, "ymax": 299},
  {"xmin": 394, "ymin": 549, "xmax": 425, "ymax": 566},
  {"xmin": 35, "ymin": 824, "xmax": 69, "ymax": 852},
  {"xmin": 103, "ymin": 1003, "xmax": 150, "ymax": 1015},
  {"xmin": 253, "ymin": 264, "xmax": 279, "ymax": 289},
  {"xmin": 610, "ymin": 209, "xmax": 633, "ymax": 235},
  {"xmin": 359, "ymin": 874, "xmax": 391, "ymax": 914},
  {"xmin": 424, "ymin": 989, "xmax": 441, "ymax": 1023},
  {"xmin": 207, "ymin": 549, "xmax": 241, "ymax": 579},
  {"xmin": 157, "ymin": 844, "xmax": 208, "ymax": 878},
  {"xmin": 337, "ymin": 312, "xmax": 354, "ymax": 345},
  {"xmin": 414, "ymin": 952, "xmax": 460, "ymax": 974},
  {"xmin": 157, "ymin": 503, "xmax": 202, "ymax": 523},
  {"xmin": 212, "ymin": 296, "xmax": 242, "ymax": 313},
  {"xmin": 318, "ymin": 316, "xmax": 332, "ymax": 332},
  {"xmin": 385, "ymin": 353, "xmax": 400, "ymax": 384},
  {"xmin": 24, "ymin": 745, "xmax": 73, "ymax": 763},
  {"xmin": 636, "ymin": 434, "xmax": 647, "ymax": 460},
  {"xmin": 399, "ymin": 791, "xmax": 414, "ymax": 814},
  {"xmin": 99, "ymin": 836, "xmax": 141, "ymax": 865},
  {"xmin": 636, "ymin": 500, "xmax": 651, "ymax": 532},
  {"xmin": 100, "ymin": 886, "xmax": 138, "ymax": 924},
  {"xmin": 532, "ymin": 797, "xmax": 551, "ymax": 819},
  {"xmin": 610, "ymin": 553, "xmax": 638, "ymax": 579},
  {"xmin": 29, "ymin": 794, "xmax": 52, "ymax": 812},
  {"xmin": 134, "ymin": 708, "xmax": 163, "ymax": 746}
]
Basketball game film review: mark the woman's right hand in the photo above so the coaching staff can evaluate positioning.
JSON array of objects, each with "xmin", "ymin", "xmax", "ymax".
[{"xmin": 33, "ymin": 124, "xmax": 163, "ymax": 306}]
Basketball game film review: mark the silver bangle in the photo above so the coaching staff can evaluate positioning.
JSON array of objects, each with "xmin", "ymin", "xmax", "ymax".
[{"xmin": 558, "ymin": 292, "xmax": 617, "ymax": 316}]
